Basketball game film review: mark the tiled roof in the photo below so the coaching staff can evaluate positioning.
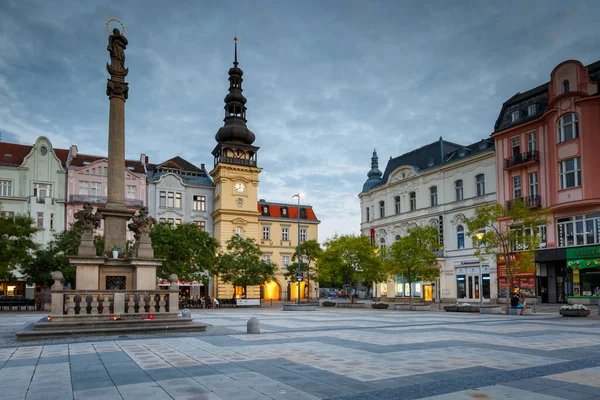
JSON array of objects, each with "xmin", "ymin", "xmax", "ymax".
[
  {"xmin": 157, "ymin": 156, "xmax": 203, "ymax": 172},
  {"xmin": 148, "ymin": 156, "xmax": 213, "ymax": 187},
  {"xmin": 69, "ymin": 153, "xmax": 146, "ymax": 173},
  {"xmin": 493, "ymin": 60, "xmax": 600, "ymax": 133},
  {"xmin": 0, "ymin": 142, "xmax": 69, "ymax": 167},
  {"xmin": 257, "ymin": 201, "xmax": 319, "ymax": 221}
]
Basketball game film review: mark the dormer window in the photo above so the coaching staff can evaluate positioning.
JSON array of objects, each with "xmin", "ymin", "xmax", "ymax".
[
  {"xmin": 511, "ymin": 111, "xmax": 520, "ymax": 123},
  {"xmin": 261, "ymin": 205, "xmax": 269, "ymax": 216},
  {"xmin": 427, "ymin": 158, "xmax": 434, "ymax": 167},
  {"xmin": 527, "ymin": 104, "xmax": 537, "ymax": 116},
  {"xmin": 458, "ymin": 149, "xmax": 466, "ymax": 157},
  {"xmin": 563, "ymin": 80, "xmax": 570, "ymax": 93},
  {"xmin": 281, "ymin": 207, "xmax": 288, "ymax": 217}
]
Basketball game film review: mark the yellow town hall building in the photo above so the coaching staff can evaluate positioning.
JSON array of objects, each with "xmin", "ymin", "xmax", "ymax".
[{"xmin": 209, "ymin": 38, "xmax": 320, "ymax": 301}]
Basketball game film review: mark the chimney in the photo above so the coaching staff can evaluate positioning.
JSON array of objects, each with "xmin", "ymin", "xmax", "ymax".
[
  {"xmin": 140, "ymin": 153, "xmax": 147, "ymax": 165},
  {"xmin": 70, "ymin": 145, "xmax": 78, "ymax": 158},
  {"xmin": 201, "ymin": 163, "xmax": 205, "ymax": 169}
]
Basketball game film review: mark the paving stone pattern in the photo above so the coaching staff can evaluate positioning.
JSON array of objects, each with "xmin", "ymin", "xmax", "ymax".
[{"xmin": 0, "ymin": 309, "xmax": 599, "ymax": 399}]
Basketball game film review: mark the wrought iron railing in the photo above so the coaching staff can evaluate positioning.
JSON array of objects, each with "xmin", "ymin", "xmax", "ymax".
[
  {"xmin": 69, "ymin": 194, "xmax": 144, "ymax": 207},
  {"xmin": 504, "ymin": 150, "xmax": 539, "ymax": 169},
  {"xmin": 506, "ymin": 195, "xmax": 541, "ymax": 210}
]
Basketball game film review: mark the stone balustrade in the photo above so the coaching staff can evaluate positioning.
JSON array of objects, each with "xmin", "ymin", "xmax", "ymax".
[{"xmin": 50, "ymin": 290, "xmax": 179, "ymax": 319}]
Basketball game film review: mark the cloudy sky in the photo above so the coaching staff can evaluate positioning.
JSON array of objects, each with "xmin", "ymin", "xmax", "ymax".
[{"xmin": 1, "ymin": 0, "xmax": 599, "ymax": 241}]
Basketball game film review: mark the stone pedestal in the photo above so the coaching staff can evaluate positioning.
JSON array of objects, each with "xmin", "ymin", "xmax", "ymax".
[
  {"xmin": 71, "ymin": 256, "xmax": 162, "ymax": 291},
  {"xmin": 98, "ymin": 207, "xmax": 135, "ymax": 253},
  {"xmin": 78, "ymin": 232, "xmax": 97, "ymax": 257},
  {"xmin": 136, "ymin": 233, "xmax": 154, "ymax": 259}
]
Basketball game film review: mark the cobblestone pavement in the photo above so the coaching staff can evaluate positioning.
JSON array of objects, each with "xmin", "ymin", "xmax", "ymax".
[{"xmin": 0, "ymin": 308, "xmax": 599, "ymax": 399}]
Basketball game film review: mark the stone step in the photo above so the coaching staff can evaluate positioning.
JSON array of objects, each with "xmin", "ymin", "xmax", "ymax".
[
  {"xmin": 33, "ymin": 316, "xmax": 193, "ymax": 331},
  {"xmin": 17, "ymin": 320, "xmax": 208, "ymax": 342}
]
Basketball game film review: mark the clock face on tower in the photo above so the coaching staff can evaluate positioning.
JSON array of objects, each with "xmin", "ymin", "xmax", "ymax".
[{"xmin": 234, "ymin": 182, "xmax": 246, "ymax": 194}]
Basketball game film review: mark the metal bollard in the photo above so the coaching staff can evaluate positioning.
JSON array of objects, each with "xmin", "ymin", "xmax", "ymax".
[{"xmin": 533, "ymin": 299, "xmax": 536, "ymax": 314}]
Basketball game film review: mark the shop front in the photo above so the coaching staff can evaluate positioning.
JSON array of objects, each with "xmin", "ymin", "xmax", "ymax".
[
  {"xmin": 497, "ymin": 254, "xmax": 536, "ymax": 300},
  {"xmin": 455, "ymin": 264, "xmax": 491, "ymax": 303},
  {"xmin": 394, "ymin": 275, "xmax": 432, "ymax": 302},
  {"xmin": 567, "ymin": 245, "xmax": 600, "ymax": 304}
]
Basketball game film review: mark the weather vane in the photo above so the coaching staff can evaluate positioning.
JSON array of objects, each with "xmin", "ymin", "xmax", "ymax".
[{"xmin": 106, "ymin": 18, "xmax": 125, "ymax": 34}]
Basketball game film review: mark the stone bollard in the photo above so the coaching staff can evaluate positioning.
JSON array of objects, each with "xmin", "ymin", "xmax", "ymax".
[
  {"xmin": 182, "ymin": 308, "xmax": 191, "ymax": 319},
  {"xmin": 247, "ymin": 317, "xmax": 260, "ymax": 334}
]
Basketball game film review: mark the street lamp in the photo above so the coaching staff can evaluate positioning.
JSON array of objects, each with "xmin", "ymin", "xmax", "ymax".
[
  {"xmin": 292, "ymin": 193, "xmax": 304, "ymax": 305},
  {"xmin": 475, "ymin": 232, "xmax": 485, "ymax": 307}
]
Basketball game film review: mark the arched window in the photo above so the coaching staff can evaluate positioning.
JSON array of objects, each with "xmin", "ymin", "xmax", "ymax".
[
  {"xmin": 236, "ymin": 227, "xmax": 244, "ymax": 238},
  {"xmin": 379, "ymin": 237, "xmax": 386, "ymax": 249},
  {"xmin": 395, "ymin": 235, "xmax": 401, "ymax": 242},
  {"xmin": 394, "ymin": 196, "xmax": 401, "ymax": 214},
  {"xmin": 476, "ymin": 174, "xmax": 485, "ymax": 196},
  {"xmin": 430, "ymin": 186, "xmax": 438, "ymax": 206},
  {"xmin": 558, "ymin": 113, "xmax": 580, "ymax": 143},
  {"xmin": 563, "ymin": 80, "xmax": 570, "ymax": 93},
  {"xmin": 455, "ymin": 180, "xmax": 463, "ymax": 201},
  {"xmin": 366, "ymin": 207, "xmax": 370, "ymax": 222},
  {"xmin": 409, "ymin": 192, "xmax": 416, "ymax": 211},
  {"xmin": 379, "ymin": 201, "xmax": 385, "ymax": 218},
  {"xmin": 457, "ymin": 225, "xmax": 465, "ymax": 249}
]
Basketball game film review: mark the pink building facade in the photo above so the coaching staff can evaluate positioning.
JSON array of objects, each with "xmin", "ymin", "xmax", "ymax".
[
  {"xmin": 65, "ymin": 145, "xmax": 149, "ymax": 242},
  {"xmin": 492, "ymin": 60, "xmax": 600, "ymax": 304}
]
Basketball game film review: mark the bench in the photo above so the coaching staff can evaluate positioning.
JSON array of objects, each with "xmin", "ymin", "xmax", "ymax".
[{"xmin": 509, "ymin": 306, "xmax": 533, "ymax": 315}]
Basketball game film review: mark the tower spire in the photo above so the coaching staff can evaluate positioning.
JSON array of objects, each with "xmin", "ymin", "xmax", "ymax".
[{"xmin": 362, "ymin": 149, "xmax": 382, "ymax": 192}]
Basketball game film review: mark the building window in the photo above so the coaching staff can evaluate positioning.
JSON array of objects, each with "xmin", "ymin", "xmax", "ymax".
[
  {"xmin": 557, "ymin": 214, "xmax": 600, "ymax": 247},
  {"xmin": 379, "ymin": 238, "xmax": 386, "ymax": 249},
  {"xmin": 511, "ymin": 111, "xmax": 520, "ymax": 122},
  {"xmin": 167, "ymin": 192, "xmax": 174, "ymax": 207},
  {"xmin": 50, "ymin": 213, "xmax": 54, "ymax": 230},
  {"xmin": 430, "ymin": 187, "xmax": 437, "ymax": 207},
  {"xmin": 366, "ymin": 207, "xmax": 370, "ymax": 222},
  {"xmin": 395, "ymin": 235, "xmax": 401, "ymax": 242},
  {"xmin": 282, "ymin": 255, "xmax": 290, "ymax": 270},
  {"xmin": 476, "ymin": 174, "xmax": 485, "ymax": 196},
  {"xmin": 33, "ymin": 183, "xmax": 52, "ymax": 200},
  {"xmin": 300, "ymin": 228, "xmax": 307, "ymax": 242},
  {"xmin": 523, "ymin": 225, "xmax": 547, "ymax": 249},
  {"xmin": 456, "ymin": 274, "xmax": 466, "ymax": 298},
  {"xmin": 511, "ymin": 137, "xmax": 520, "ymax": 156},
  {"xmin": 104, "ymin": 167, "xmax": 108, "ymax": 176},
  {"xmin": 175, "ymin": 192, "xmax": 182, "ymax": 208},
  {"xmin": 78, "ymin": 181, "xmax": 89, "ymax": 195},
  {"xmin": 36, "ymin": 212, "xmax": 44, "ymax": 229},
  {"xmin": 527, "ymin": 104, "xmax": 537, "ymax": 116},
  {"xmin": 513, "ymin": 176, "xmax": 522, "ymax": 199},
  {"xmin": 236, "ymin": 227, "xmax": 244, "ymax": 237},
  {"xmin": 194, "ymin": 220, "xmax": 206, "ymax": 231},
  {"xmin": 563, "ymin": 80, "xmax": 570, "ymax": 93},
  {"xmin": 126, "ymin": 185, "xmax": 136, "ymax": 199},
  {"xmin": 175, "ymin": 219, "xmax": 182, "ymax": 225},
  {"xmin": 558, "ymin": 113, "xmax": 579, "ymax": 143},
  {"xmin": 409, "ymin": 192, "xmax": 416, "ymax": 211},
  {"xmin": 455, "ymin": 180, "xmax": 463, "ymax": 201},
  {"xmin": 262, "ymin": 254, "xmax": 271, "ymax": 263},
  {"xmin": 379, "ymin": 201, "xmax": 385, "ymax": 218},
  {"xmin": 0, "ymin": 180, "xmax": 12, "ymax": 197},
  {"xmin": 159, "ymin": 191, "xmax": 166, "ymax": 207},
  {"xmin": 262, "ymin": 226, "xmax": 270, "ymax": 240},
  {"xmin": 167, "ymin": 218, "xmax": 174, "ymax": 225},
  {"xmin": 527, "ymin": 132, "xmax": 537, "ymax": 152},
  {"xmin": 90, "ymin": 182, "xmax": 102, "ymax": 199},
  {"xmin": 193, "ymin": 195, "xmax": 206, "ymax": 211},
  {"xmin": 457, "ymin": 225, "xmax": 465, "ymax": 249},
  {"xmin": 559, "ymin": 157, "xmax": 582, "ymax": 189},
  {"xmin": 529, "ymin": 172, "xmax": 539, "ymax": 197},
  {"xmin": 159, "ymin": 218, "xmax": 166, "ymax": 223},
  {"xmin": 394, "ymin": 196, "xmax": 401, "ymax": 214},
  {"xmin": 281, "ymin": 227, "xmax": 289, "ymax": 241}
]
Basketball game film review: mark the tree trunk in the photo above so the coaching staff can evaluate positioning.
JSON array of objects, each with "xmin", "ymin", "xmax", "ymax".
[
  {"xmin": 505, "ymin": 270, "xmax": 511, "ymax": 315},
  {"xmin": 408, "ymin": 281, "xmax": 413, "ymax": 309},
  {"xmin": 349, "ymin": 281, "xmax": 354, "ymax": 304}
]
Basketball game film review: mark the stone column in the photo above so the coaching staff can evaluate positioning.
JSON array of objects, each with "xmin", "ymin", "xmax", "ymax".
[{"xmin": 101, "ymin": 28, "xmax": 134, "ymax": 252}]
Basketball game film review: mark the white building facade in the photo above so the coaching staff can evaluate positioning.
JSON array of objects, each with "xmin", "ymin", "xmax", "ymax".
[{"xmin": 359, "ymin": 138, "xmax": 499, "ymax": 303}]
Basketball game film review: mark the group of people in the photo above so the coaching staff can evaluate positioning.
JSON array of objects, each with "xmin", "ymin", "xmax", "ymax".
[
  {"xmin": 180, "ymin": 295, "xmax": 219, "ymax": 309},
  {"xmin": 510, "ymin": 291, "xmax": 527, "ymax": 315}
]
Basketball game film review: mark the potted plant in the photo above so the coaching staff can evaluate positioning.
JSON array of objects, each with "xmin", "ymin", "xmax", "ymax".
[
  {"xmin": 457, "ymin": 303, "xmax": 480, "ymax": 313},
  {"xmin": 559, "ymin": 304, "xmax": 590, "ymax": 317},
  {"xmin": 371, "ymin": 301, "xmax": 389, "ymax": 309},
  {"xmin": 110, "ymin": 245, "xmax": 121, "ymax": 259},
  {"xmin": 444, "ymin": 304, "xmax": 459, "ymax": 312},
  {"xmin": 322, "ymin": 300, "xmax": 336, "ymax": 307}
]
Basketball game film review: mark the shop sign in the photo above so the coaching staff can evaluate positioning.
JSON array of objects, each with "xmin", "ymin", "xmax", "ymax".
[
  {"xmin": 567, "ymin": 258, "xmax": 600, "ymax": 269},
  {"xmin": 456, "ymin": 268, "xmax": 466, "ymax": 275},
  {"xmin": 467, "ymin": 267, "xmax": 480, "ymax": 275},
  {"xmin": 460, "ymin": 261, "xmax": 480, "ymax": 265},
  {"xmin": 566, "ymin": 245, "xmax": 600, "ymax": 260}
]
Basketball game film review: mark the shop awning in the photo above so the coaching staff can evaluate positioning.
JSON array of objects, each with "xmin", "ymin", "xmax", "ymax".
[{"xmin": 567, "ymin": 259, "xmax": 600, "ymax": 269}]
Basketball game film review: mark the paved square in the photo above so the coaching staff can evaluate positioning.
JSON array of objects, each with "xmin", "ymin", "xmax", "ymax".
[{"xmin": 1, "ymin": 308, "xmax": 599, "ymax": 399}]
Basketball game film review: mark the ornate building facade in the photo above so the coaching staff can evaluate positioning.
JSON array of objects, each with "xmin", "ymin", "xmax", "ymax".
[
  {"xmin": 492, "ymin": 59, "xmax": 600, "ymax": 304},
  {"xmin": 359, "ymin": 138, "xmax": 497, "ymax": 303}
]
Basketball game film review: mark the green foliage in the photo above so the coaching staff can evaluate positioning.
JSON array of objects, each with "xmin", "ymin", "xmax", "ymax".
[
  {"xmin": 150, "ymin": 222, "xmax": 219, "ymax": 281},
  {"xmin": 465, "ymin": 201, "xmax": 549, "ymax": 308},
  {"xmin": 283, "ymin": 240, "xmax": 323, "ymax": 293},
  {"xmin": 382, "ymin": 225, "xmax": 440, "ymax": 305},
  {"xmin": 0, "ymin": 211, "xmax": 37, "ymax": 279},
  {"xmin": 317, "ymin": 235, "xmax": 382, "ymax": 303},
  {"xmin": 93, "ymin": 234, "xmax": 104, "ymax": 256},
  {"xmin": 214, "ymin": 235, "xmax": 276, "ymax": 290}
]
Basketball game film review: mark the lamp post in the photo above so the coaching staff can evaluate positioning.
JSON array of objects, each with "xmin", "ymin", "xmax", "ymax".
[
  {"xmin": 475, "ymin": 232, "xmax": 485, "ymax": 307},
  {"xmin": 292, "ymin": 193, "xmax": 303, "ymax": 305}
]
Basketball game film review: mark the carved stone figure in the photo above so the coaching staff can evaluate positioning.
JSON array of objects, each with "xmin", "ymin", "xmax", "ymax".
[
  {"xmin": 128, "ymin": 207, "xmax": 156, "ymax": 257},
  {"xmin": 107, "ymin": 28, "xmax": 128, "ymax": 74},
  {"xmin": 73, "ymin": 203, "xmax": 102, "ymax": 235}
]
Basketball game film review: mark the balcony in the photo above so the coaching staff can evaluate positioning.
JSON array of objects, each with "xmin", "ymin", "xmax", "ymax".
[
  {"xmin": 218, "ymin": 156, "xmax": 257, "ymax": 167},
  {"xmin": 504, "ymin": 150, "xmax": 539, "ymax": 170},
  {"xmin": 69, "ymin": 194, "xmax": 144, "ymax": 207},
  {"xmin": 506, "ymin": 195, "xmax": 541, "ymax": 210}
]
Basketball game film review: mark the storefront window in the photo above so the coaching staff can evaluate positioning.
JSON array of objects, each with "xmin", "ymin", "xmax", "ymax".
[
  {"xmin": 456, "ymin": 275, "xmax": 466, "ymax": 298},
  {"xmin": 482, "ymin": 273, "xmax": 490, "ymax": 299},
  {"xmin": 396, "ymin": 275, "xmax": 403, "ymax": 297},
  {"xmin": 557, "ymin": 214, "xmax": 600, "ymax": 247}
]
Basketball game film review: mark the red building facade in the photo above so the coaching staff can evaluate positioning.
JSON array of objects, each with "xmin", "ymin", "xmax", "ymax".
[{"xmin": 492, "ymin": 60, "xmax": 600, "ymax": 304}]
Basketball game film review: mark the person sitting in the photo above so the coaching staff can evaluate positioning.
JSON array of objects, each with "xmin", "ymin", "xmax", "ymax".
[
  {"xmin": 213, "ymin": 298, "xmax": 219, "ymax": 308},
  {"xmin": 518, "ymin": 294, "xmax": 527, "ymax": 315},
  {"xmin": 205, "ymin": 296, "xmax": 211, "ymax": 309},
  {"xmin": 510, "ymin": 292, "xmax": 520, "ymax": 308}
]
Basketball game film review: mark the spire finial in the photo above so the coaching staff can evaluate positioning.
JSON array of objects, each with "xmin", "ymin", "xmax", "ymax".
[{"xmin": 233, "ymin": 20, "xmax": 238, "ymax": 66}]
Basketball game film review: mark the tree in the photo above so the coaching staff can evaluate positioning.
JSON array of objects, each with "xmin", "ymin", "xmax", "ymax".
[
  {"xmin": 213, "ymin": 235, "xmax": 276, "ymax": 297},
  {"xmin": 317, "ymin": 234, "xmax": 382, "ymax": 303},
  {"xmin": 283, "ymin": 239, "xmax": 323, "ymax": 300},
  {"xmin": 150, "ymin": 222, "xmax": 219, "ymax": 282},
  {"xmin": 465, "ymin": 201, "xmax": 549, "ymax": 314},
  {"xmin": 382, "ymin": 225, "xmax": 440, "ymax": 307},
  {"xmin": 0, "ymin": 211, "xmax": 37, "ymax": 280}
]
